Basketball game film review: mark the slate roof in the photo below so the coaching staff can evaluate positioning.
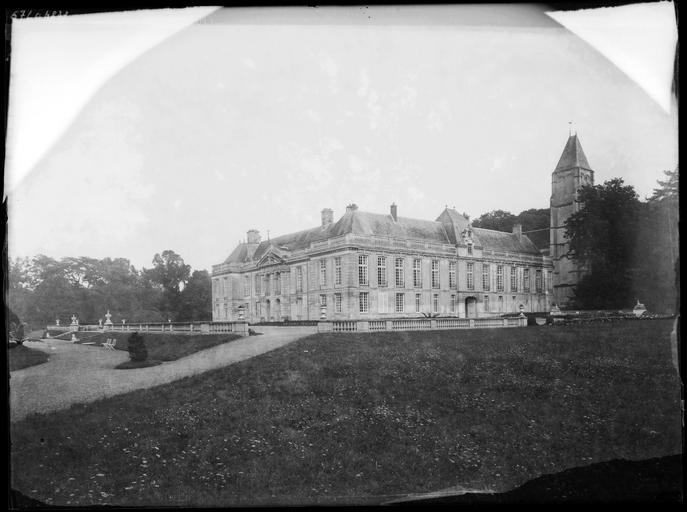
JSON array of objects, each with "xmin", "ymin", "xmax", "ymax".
[
  {"xmin": 471, "ymin": 227, "xmax": 542, "ymax": 255},
  {"xmin": 222, "ymin": 207, "xmax": 544, "ymax": 265},
  {"xmin": 554, "ymin": 134, "xmax": 592, "ymax": 172}
]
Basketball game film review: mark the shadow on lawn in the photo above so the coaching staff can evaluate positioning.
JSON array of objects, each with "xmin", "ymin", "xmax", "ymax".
[{"xmin": 391, "ymin": 455, "xmax": 682, "ymax": 504}]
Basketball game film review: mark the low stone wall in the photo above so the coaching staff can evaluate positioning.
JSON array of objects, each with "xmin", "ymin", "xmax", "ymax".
[
  {"xmin": 317, "ymin": 316, "xmax": 527, "ymax": 333},
  {"xmin": 46, "ymin": 322, "xmax": 250, "ymax": 337}
]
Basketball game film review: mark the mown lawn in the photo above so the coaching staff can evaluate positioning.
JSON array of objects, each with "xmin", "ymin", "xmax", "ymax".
[
  {"xmin": 9, "ymin": 345, "xmax": 50, "ymax": 371},
  {"xmin": 77, "ymin": 333, "xmax": 242, "ymax": 366},
  {"xmin": 10, "ymin": 320, "xmax": 681, "ymax": 506}
]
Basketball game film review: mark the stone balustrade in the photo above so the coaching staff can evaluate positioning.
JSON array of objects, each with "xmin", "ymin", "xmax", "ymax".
[
  {"xmin": 317, "ymin": 315, "xmax": 526, "ymax": 333},
  {"xmin": 47, "ymin": 321, "xmax": 250, "ymax": 336}
]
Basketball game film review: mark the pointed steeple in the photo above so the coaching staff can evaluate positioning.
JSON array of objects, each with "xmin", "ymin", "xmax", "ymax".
[{"xmin": 554, "ymin": 134, "xmax": 592, "ymax": 172}]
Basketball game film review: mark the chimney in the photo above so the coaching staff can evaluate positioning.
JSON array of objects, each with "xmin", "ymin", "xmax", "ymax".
[
  {"xmin": 246, "ymin": 229, "xmax": 261, "ymax": 244},
  {"xmin": 512, "ymin": 223, "xmax": 522, "ymax": 238},
  {"xmin": 321, "ymin": 208, "xmax": 333, "ymax": 228},
  {"xmin": 390, "ymin": 203, "xmax": 397, "ymax": 222},
  {"xmin": 345, "ymin": 203, "xmax": 359, "ymax": 214}
]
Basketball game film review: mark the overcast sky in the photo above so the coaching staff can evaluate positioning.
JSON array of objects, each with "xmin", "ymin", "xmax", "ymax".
[{"xmin": 6, "ymin": 4, "xmax": 678, "ymax": 273}]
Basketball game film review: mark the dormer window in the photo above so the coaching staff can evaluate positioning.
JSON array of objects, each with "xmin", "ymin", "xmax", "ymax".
[{"xmin": 467, "ymin": 243, "xmax": 473, "ymax": 255}]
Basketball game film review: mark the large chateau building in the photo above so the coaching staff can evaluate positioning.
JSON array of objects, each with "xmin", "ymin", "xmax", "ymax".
[{"xmin": 212, "ymin": 134, "xmax": 593, "ymax": 322}]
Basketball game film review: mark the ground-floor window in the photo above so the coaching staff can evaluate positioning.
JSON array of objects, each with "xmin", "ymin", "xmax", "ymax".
[
  {"xmin": 335, "ymin": 293, "xmax": 342, "ymax": 313},
  {"xmin": 484, "ymin": 295, "xmax": 490, "ymax": 312},
  {"xmin": 498, "ymin": 295, "xmax": 503, "ymax": 312},
  {"xmin": 296, "ymin": 297, "xmax": 303, "ymax": 318},
  {"xmin": 432, "ymin": 293, "xmax": 439, "ymax": 313},
  {"xmin": 415, "ymin": 293, "xmax": 421, "ymax": 312},
  {"xmin": 395, "ymin": 293, "xmax": 405, "ymax": 313},
  {"xmin": 359, "ymin": 292, "xmax": 369, "ymax": 313},
  {"xmin": 450, "ymin": 294, "xmax": 456, "ymax": 314}
]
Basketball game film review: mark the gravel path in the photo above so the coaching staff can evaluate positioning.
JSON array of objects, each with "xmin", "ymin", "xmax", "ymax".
[{"xmin": 10, "ymin": 326, "xmax": 316, "ymax": 422}]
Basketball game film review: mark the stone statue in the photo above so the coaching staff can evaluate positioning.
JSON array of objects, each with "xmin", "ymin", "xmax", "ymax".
[
  {"xmin": 70, "ymin": 314, "xmax": 78, "ymax": 325},
  {"xmin": 104, "ymin": 310, "xmax": 113, "ymax": 326},
  {"xmin": 56, "ymin": 319, "xmax": 60, "ymax": 326},
  {"xmin": 98, "ymin": 318, "xmax": 103, "ymax": 327}
]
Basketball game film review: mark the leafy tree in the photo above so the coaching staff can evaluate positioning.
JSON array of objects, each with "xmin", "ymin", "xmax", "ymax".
[
  {"xmin": 565, "ymin": 178, "xmax": 641, "ymax": 309},
  {"xmin": 177, "ymin": 270, "xmax": 212, "ymax": 321},
  {"xmin": 471, "ymin": 210, "xmax": 517, "ymax": 231},
  {"xmin": 472, "ymin": 208, "xmax": 549, "ymax": 233},
  {"xmin": 144, "ymin": 250, "xmax": 191, "ymax": 320},
  {"xmin": 516, "ymin": 208, "xmax": 550, "ymax": 232},
  {"xmin": 631, "ymin": 169, "xmax": 679, "ymax": 313},
  {"xmin": 147, "ymin": 250, "xmax": 191, "ymax": 295}
]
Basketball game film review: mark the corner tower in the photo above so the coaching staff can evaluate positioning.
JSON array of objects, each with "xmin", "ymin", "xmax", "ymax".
[{"xmin": 550, "ymin": 133, "xmax": 594, "ymax": 307}]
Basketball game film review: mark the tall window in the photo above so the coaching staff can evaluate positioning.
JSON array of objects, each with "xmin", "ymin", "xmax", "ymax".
[
  {"xmin": 223, "ymin": 277, "xmax": 228, "ymax": 297},
  {"xmin": 413, "ymin": 259, "xmax": 422, "ymax": 287},
  {"xmin": 467, "ymin": 262, "xmax": 474, "ymax": 290},
  {"xmin": 395, "ymin": 293, "xmax": 405, "ymax": 313},
  {"xmin": 377, "ymin": 256, "xmax": 387, "ymax": 287},
  {"xmin": 496, "ymin": 265, "xmax": 504, "ymax": 292},
  {"xmin": 450, "ymin": 294, "xmax": 456, "ymax": 314},
  {"xmin": 335, "ymin": 293, "xmax": 342, "ymax": 313},
  {"xmin": 275, "ymin": 272, "xmax": 281, "ymax": 295},
  {"xmin": 319, "ymin": 294, "xmax": 327, "ymax": 306},
  {"xmin": 319, "ymin": 260, "xmax": 327, "ymax": 288},
  {"xmin": 359, "ymin": 255, "xmax": 369, "ymax": 286},
  {"xmin": 523, "ymin": 268, "xmax": 530, "ymax": 293},
  {"xmin": 395, "ymin": 258, "xmax": 405, "ymax": 287},
  {"xmin": 498, "ymin": 295, "xmax": 504, "ymax": 312},
  {"xmin": 510, "ymin": 266, "xmax": 517, "ymax": 292},
  {"xmin": 212, "ymin": 279, "xmax": 218, "ymax": 296},
  {"xmin": 415, "ymin": 293, "xmax": 421, "ymax": 313},
  {"xmin": 547, "ymin": 270, "xmax": 553, "ymax": 291},
  {"xmin": 535, "ymin": 269, "xmax": 543, "ymax": 293},
  {"xmin": 449, "ymin": 261, "xmax": 457, "ymax": 289},
  {"xmin": 482, "ymin": 264, "xmax": 490, "ymax": 291},
  {"xmin": 255, "ymin": 301, "xmax": 261, "ymax": 319},
  {"xmin": 244, "ymin": 275, "xmax": 250, "ymax": 297},
  {"xmin": 265, "ymin": 274, "xmax": 271, "ymax": 295},
  {"xmin": 484, "ymin": 295, "xmax": 490, "ymax": 312},
  {"xmin": 255, "ymin": 274, "xmax": 261, "ymax": 295},
  {"xmin": 431, "ymin": 260, "xmax": 440, "ymax": 289},
  {"xmin": 296, "ymin": 297, "xmax": 303, "ymax": 318},
  {"xmin": 296, "ymin": 266, "xmax": 303, "ymax": 293},
  {"xmin": 334, "ymin": 257, "xmax": 342, "ymax": 286},
  {"xmin": 432, "ymin": 293, "xmax": 439, "ymax": 313},
  {"xmin": 359, "ymin": 292, "xmax": 369, "ymax": 313}
]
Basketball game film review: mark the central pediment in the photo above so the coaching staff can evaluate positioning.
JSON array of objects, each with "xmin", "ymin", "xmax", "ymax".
[{"xmin": 256, "ymin": 245, "xmax": 289, "ymax": 267}]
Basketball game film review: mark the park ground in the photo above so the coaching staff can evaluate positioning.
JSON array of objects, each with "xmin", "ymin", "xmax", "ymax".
[{"xmin": 10, "ymin": 320, "xmax": 682, "ymax": 506}]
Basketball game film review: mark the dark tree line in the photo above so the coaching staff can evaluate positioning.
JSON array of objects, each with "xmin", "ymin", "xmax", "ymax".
[
  {"xmin": 565, "ymin": 170, "xmax": 679, "ymax": 312},
  {"xmin": 7, "ymin": 250, "xmax": 212, "ymax": 329},
  {"xmin": 471, "ymin": 208, "xmax": 550, "ymax": 233}
]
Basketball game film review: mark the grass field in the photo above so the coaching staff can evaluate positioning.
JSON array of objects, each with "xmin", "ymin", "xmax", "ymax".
[
  {"xmin": 9, "ymin": 345, "xmax": 50, "ymax": 371},
  {"xmin": 75, "ymin": 332, "xmax": 242, "ymax": 368},
  {"xmin": 10, "ymin": 320, "xmax": 681, "ymax": 506}
]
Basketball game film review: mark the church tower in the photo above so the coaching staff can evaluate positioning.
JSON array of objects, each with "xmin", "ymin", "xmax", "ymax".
[{"xmin": 550, "ymin": 133, "xmax": 595, "ymax": 307}]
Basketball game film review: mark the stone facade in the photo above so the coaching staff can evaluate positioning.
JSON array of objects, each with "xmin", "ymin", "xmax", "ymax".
[{"xmin": 212, "ymin": 134, "xmax": 591, "ymax": 320}]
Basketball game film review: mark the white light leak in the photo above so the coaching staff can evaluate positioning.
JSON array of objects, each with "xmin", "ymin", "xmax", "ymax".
[
  {"xmin": 547, "ymin": 2, "xmax": 677, "ymax": 114},
  {"xmin": 5, "ymin": 7, "xmax": 221, "ymax": 197}
]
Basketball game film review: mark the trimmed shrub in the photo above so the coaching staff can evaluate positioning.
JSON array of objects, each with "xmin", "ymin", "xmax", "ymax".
[{"xmin": 127, "ymin": 332, "xmax": 148, "ymax": 362}]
